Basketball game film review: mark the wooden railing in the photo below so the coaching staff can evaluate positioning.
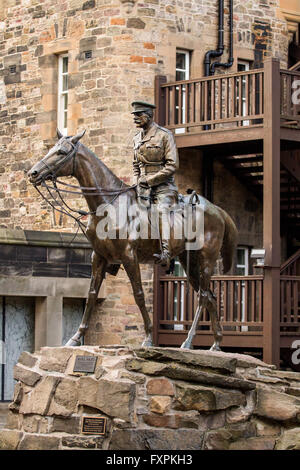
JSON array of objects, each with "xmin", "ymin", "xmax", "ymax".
[
  {"xmin": 158, "ymin": 275, "xmax": 264, "ymax": 334},
  {"xmin": 155, "ymin": 61, "xmax": 300, "ymax": 134},
  {"xmin": 280, "ymin": 276, "xmax": 300, "ymax": 332},
  {"xmin": 280, "ymin": 69, "xmax": 300, "ymax": 127},
  {"xmin": 159, "ymin": 69, "xmax": 264, "ymax": 132},
  {"xmin": 280, "ymin": 248, "xmax": 300, "ymax": 276}
]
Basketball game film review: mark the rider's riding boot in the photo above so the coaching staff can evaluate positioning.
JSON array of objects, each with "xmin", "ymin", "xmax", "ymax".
[{"xmin": 153, "ymin": 240, "xmax": 171, "ymax": 270}]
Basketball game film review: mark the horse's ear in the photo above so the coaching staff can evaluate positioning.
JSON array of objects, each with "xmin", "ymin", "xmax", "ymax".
[
  {"xmin": 71, "ymin": 129, "xmax": 86, "ymax": 144},
  {"xmin": 57, "ymin": 128, "xmax": 63, "ymax": 140}
]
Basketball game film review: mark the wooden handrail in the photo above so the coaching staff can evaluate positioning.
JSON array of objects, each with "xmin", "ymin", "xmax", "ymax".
[
  {"xmin": 280, "ymin": 68, "xmax": 300, "ymax": 77},
  {"xmin": 160, "ymin": 275, "xmax": 264, "ymax": 281},
  {"xmin": 280, "ymin": 248, "xmax": 300, "ymax": 274},
  {"xmin": 161, "ymin": 68, "xmax": 265, "ymax": 87},
  {"xmin": 289, "ymin": 61, "xmax": 300, "ymax": 72}
]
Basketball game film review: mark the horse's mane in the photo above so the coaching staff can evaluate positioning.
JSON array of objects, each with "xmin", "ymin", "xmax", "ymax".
[{"xmin": 78, "ymin": 141, "xmax": 130, "ymax": 189}]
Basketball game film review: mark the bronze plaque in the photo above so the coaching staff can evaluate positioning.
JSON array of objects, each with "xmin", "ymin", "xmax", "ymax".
[
  {"xmin": 81, "ymin": 416, "xmax": 107, "ymax": 435},
  {"xmin": 73, "ymin": 355, "xmax": 97, "ymax": 373}
]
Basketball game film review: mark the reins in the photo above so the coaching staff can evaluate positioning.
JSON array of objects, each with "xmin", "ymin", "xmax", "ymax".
[{"xmin": 32, "ymin": 141, "xmax": 137, "ymax": 245}]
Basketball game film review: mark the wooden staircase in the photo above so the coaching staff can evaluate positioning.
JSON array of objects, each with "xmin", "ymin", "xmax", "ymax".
[{"xmin": 221, "ymin": 152, "xmax": 300, "ymax": 229}]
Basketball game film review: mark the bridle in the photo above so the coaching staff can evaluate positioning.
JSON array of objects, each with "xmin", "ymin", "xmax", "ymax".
[{"xmin": 32, "ymin": 139, "xmax": 137, "ymax": 243}]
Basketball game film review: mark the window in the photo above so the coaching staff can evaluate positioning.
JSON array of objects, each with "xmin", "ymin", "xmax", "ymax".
[
  {"xmin": 237, "ymin": 60, "xmax": 250, "ymax": 126},
  {"xmin": 236, "ymin": 246, "xmax": 250, "ymax": 331},
  {"xmin": 57, "ymin": 54, "xmax": 69, "ymax": 136},
  {"xmin": 236, "ymin": 246, "xmax": 249, "ymax": 276},
  {"xmin": 175, "ymin": 50, "xmax": 190, "ymax": 134}
]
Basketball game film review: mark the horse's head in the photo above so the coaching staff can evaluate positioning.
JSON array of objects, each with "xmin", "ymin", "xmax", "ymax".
[{"xmin": 28, "ymin": 129, "xmax": 86, "ymax": 185}]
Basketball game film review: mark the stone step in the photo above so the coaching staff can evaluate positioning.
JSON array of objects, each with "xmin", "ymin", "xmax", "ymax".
[{"xmin": 0, "ymin": 403, "xmax": 9, "ymax": 430}]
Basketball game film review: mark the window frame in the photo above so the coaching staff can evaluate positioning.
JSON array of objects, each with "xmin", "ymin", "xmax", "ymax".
[
  {"xmin": 237, "ymin": 60, "xmax": 251, "ymax": 126},
  {"xmin": 236, "ymin": 246, "xmax": 250, "ymax": 276},
  {"xmin": 57, "ymin": 54, "xmax": 69, "ymax": 136},
  {"xmin": 175, "ymin": 49, "xmax": 191, "ymax": 134}
]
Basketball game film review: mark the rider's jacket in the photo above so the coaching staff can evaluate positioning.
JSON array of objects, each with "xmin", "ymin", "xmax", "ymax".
[{"xmin": 133, "ymin": 122, "xmax": 179, "ymax": 194}]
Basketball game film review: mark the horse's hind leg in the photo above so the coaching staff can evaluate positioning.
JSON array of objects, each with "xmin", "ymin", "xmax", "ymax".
[
  {"xmin": 66, "ymin": 252, "xmax": 107, "ymax": 346},
  {"xmin": 207, "ymin": 288, "xmax": 222, "ymax": 351},
  {"xmin": 178, "ymin": 252, "xmax": 222, "ymax": 350},
  {"xmin": 123, "ymin": 254, "xmax": 153, "ymax": 347}
]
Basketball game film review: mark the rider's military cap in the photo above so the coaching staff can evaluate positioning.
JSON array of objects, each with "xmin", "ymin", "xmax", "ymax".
[{"xmin": 131, "ymin": 101, "xmax": 156, "ymax": 114}]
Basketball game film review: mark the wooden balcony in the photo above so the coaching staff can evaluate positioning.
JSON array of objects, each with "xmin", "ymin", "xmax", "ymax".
[
  {"xmin": 153, "ymin": 250, "xmax": 300, "ymax": 359},
  {"xmin": 155, "ymin": 59, "xmax": 300, "ymax": 152},
  {"xmin": 153, "ymin": 58, "xmax": 300, "ymax": 367}
]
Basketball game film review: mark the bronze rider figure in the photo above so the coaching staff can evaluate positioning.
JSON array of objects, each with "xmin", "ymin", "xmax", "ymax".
[{"xmin": 131, "ymin": 100, "xmax": 179, "ymax": 270}]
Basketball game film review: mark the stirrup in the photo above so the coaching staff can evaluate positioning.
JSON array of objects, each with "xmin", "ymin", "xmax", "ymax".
[{"xmin": 153, "ymin": 252, "xmax": 170, "ymax": 269}]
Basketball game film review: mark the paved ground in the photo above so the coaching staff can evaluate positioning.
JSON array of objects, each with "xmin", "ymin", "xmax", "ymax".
[{"xmin": 0, "ymin": 403, "xmax": 9, "ymax": 429}]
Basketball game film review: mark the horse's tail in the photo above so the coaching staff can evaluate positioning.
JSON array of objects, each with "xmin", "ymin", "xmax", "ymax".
[{"xmin": 220, "ymin": 209, "xmax": 238, "ymax": 273}]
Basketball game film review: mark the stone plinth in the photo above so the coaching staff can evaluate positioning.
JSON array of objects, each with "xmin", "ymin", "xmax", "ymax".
[{"xmin": 1, "ymin": 346, "xmax": 300, "ymax": 450}]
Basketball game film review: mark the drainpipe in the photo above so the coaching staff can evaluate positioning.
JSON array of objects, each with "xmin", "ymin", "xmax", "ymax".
[
  {"xmin": 204, "ymin": 0, "xmax": 225, "ymax": 77},
  {"xmin": 210, "ymin": 0, "xmax": 234, "ymax": 74}
]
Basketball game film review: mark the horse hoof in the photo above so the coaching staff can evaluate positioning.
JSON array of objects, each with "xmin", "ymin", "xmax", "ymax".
[
  {"xmin": 66, "ymin": 338, "xmax": 81, "ymax": 347},
  {"xmin": 210, "ymin": 343, "xmax": 221, "ymax": 352},
  {"xmin": 141, "ymin": 335, "xmax": 153, "ymax": 347},
  {"xmin": 180, "ymin": 341, "xmax": 193, "ymax": 350}
]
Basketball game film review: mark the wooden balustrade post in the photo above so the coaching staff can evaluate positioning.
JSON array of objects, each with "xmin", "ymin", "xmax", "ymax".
[
  {"xmin": 155, "ymin": 75, "xmax": 167, "ymax": 126},
  {"xmin": 263, "ymin": 58, "xmax": 281, "ymax": 367}
]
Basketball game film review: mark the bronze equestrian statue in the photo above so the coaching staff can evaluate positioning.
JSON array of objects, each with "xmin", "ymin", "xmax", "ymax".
[{"xmin": 28, "ymin": 105, "xmax": 238, "ymax": 351}]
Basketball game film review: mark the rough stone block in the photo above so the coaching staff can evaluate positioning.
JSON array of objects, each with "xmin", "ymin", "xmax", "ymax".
[
  {"xmin": 229, "ymin": 437, "xmax": 276, "ymax": 450},
  {"xmin": 253, "ymin": 418, "xmax": 281, "ymax": 437},
  {"xmin": 62, "ymin": 435, "xmax": 104, "ymax": 449},
  {"xmin": 78, "ymin": 376, "xmax": 135, "ymax": 422},
  {"xmin": 19, "ymin": 376, "xmax": 60, "ymax": 415},
  {"xmin": 149, "ymin": 396, "xmax": 172, "ymax": 414},
  {"xmin": 204, "ymin": 423, "xmax": 256, "ymax": 450},
  {"xmin": 173, "ymin": 382, "xmax": 245, "ymax": 412},
  {"xmin": 39, "ymin": 347, "xmax": 73, "ymax": 373},
  {"xmin": 0, "ymin": 430, "xmax": 23, "ymax": 450},
  {"xmin": 147, "ymin": 378, "xmax": 175, "ymax": 396},
  {"xmin": 126, "ymin": 358, "xmax": 253, "ymax": 390},
  {"xmin": 259, "ymin": 368, "xmax": 300, "ymax": 382},
  {"xmin": 134, "ymin": 347, "xmax": 237, "ymax": 374},
  {"xmin": 96, "ymin": 379, "xmax": 135, "ymax": 422},
  {"xmin": 143, "ymin": 413, "xmax": 198, "ymax": 429},
  {"xmin": 48, "ymin": 378, "xmax": 78, "ymax": 417},
  {"xmin": 275, "ymin": 428, "xmax": 300, "ymax": 450},
  {"xmin": 14, "ymin": 364, "xmax": 42, "ymax": 387},
  {"xmin": 23, "ymin": 415, "xmax": 41, "ymax": 433},
  {"xmin": 18, "ymin": 351, "xmax": 38, "ymax": 368},
  {"xmin": 77, "ymin": 376, "xmax": 98, "ymax": 407},
  {"xmin": 255, "ymin": 387, "xmax": 300, "ymax": 421},
  {"xmin": 50, "ymin": 416, "xmax": 81, "ymax": 434},
  {"xmin": 5, "ymin": 411, "xmax": 22, "ymax": 430},
  {"xmin": 198, "ymin": 411, "xmax": 226, "ymax": 431},
  {"xmin": 19, "ymin": 434, "xmax": 60, "ymax": 450},
  {"xmin": 109, "ymin": 429, "xmax": 204, "ymax": 450}
]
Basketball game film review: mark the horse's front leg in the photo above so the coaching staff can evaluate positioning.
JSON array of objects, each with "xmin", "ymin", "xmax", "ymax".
[
  {"xmin": 123, "ymin": 255, "xmax": 153, "ymax": 347},
  {"xmin": 66, "ymin": 252, "xmax": 107, "ymax": 346}
]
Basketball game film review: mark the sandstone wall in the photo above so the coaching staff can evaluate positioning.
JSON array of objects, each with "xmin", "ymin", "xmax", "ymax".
[
  {"xmin": 0, "ymin": 346, "xmax": 300, "ymax": 450},
  {"xmin": 0, "ymin": 0, "xmax": 288, "ymax": 230}
]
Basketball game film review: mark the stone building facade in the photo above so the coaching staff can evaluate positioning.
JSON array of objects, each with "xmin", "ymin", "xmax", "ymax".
[{"xmin": 0, "ymin": 0, "xmax": 296, "ymax": 400}]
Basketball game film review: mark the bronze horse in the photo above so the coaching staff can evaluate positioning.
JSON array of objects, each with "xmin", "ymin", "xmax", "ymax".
[{"xmin": 28, "ymin": 130, "xmax": 238, "ymax": 350}]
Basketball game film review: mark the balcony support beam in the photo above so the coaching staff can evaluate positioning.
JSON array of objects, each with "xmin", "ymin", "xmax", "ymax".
[{"xmin": 263, "ymin": 58, "xmax": 281, "ymax": 367}]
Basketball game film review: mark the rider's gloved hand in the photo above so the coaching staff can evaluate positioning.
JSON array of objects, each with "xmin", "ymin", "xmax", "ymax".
[{"xmin": 138, "ymin": 175, "xmax": 149, "ymax": 188}]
